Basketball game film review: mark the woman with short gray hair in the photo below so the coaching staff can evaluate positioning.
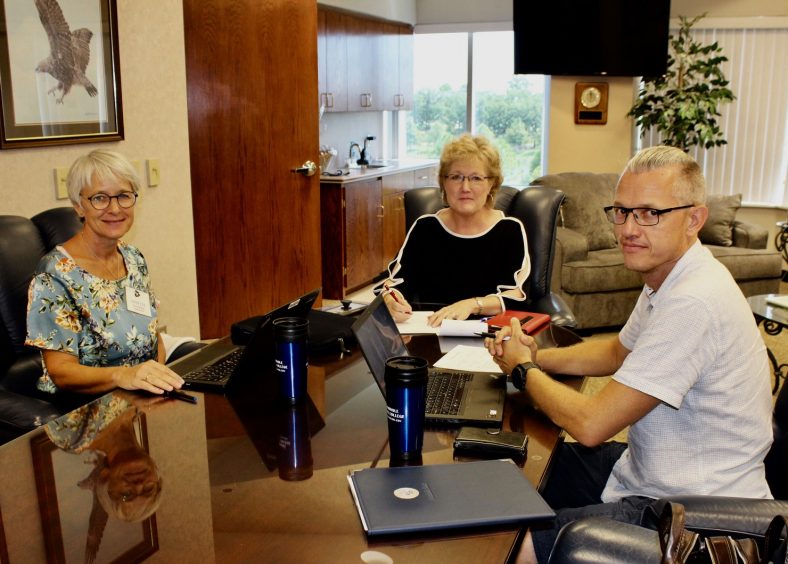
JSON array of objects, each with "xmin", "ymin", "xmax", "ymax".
[{"xmin": 25, "ymin": 149, "xmax": 184, "ymax": 396}]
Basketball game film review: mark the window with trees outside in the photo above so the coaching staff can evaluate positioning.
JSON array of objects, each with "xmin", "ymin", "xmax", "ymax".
[{"xmin": 402, "ymin": 31, "xmax": 546, "ymax": 185}]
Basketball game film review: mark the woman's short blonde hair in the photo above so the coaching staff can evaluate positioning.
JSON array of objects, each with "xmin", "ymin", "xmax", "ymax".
[
  {"xmin": 438, "ymin": 134, "xmax": 503, "ymax": 207},
  {"xmin": 67, "ymin": 149, "xmax": 141, "ymax": 207}
]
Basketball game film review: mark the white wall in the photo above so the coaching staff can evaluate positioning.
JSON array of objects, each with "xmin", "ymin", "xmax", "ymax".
[
  {"xmin": 0, "ymin": 0, "xmax": 200, "ymax": 338},
  {"xmin": 319, "ymin": 0, "xmax": 417, "ymax": 24}
]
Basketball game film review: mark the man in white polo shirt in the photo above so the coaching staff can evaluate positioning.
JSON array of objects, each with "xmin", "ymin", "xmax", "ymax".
[{"xmin": 488, "ymin": 146, "xmax": 773, "ymax": 564}]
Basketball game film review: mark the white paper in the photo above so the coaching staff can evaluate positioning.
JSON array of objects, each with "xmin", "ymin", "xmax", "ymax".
[
  {"xmin": 396, "ymin": 312, "xmax": 488, "ymax": 337},
  {"xmin": 396, "ymin": 311, "xmax": 438, "ymax": 334},
  {"xmin": 766, "ymin": 295, "xmax": 788, "ymax": 309},
  {"xmin": 433, "ymin": 345, "xmax": 503, "ymax": 374}
]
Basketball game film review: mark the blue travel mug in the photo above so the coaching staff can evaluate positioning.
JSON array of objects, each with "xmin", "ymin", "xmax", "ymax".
[
  {"xmin": 384, "ymin": 356, "xmax": 428, "ymax": 462},
  {"xmin": 273, "ymin": 317, "xmax": 309, "ymax": 404},
  {"xmin": 277, "ymin": 403, "xmax": 313, "ymax": 481}
]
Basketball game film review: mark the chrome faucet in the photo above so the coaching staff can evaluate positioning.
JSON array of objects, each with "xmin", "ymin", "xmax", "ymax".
[
  {"xmin": 349, "ymin": 142, "xmax": 361, "ymax": 160},
  {"xmin": 358, "ymin": 135, "xmax": 376, "ymax": 165}
]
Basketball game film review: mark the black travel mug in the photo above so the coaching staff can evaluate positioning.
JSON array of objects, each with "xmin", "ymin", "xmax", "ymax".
[
  {"xmin": 273, "ymin": 317, "xmax": 309, "ymax": 403},
  {"xmin": 384, "ymin": 356, "xmax": 428, "ymax": 462}
]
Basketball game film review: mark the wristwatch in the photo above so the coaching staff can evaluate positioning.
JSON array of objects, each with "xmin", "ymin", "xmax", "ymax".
[{"xmin": 511, "ymin": 361, "xmax": 540, "ymax": 391}]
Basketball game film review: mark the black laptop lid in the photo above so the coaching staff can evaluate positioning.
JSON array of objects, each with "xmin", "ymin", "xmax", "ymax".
[{"xmin": 351, "ymin": 294, "xmax": 410, "ymax": 397}]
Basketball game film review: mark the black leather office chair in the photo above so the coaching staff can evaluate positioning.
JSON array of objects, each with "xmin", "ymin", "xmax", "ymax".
[
  {"xmin": 0, "ymin": 208, "xmax": 83, "ymax": 441},
  {"xmin": 548, "ymin": 379, "xmax": 788, "ymax": 563},
  {"xmin": 403, "ymin": 185, "xmax": 577, "ymax": 328}
]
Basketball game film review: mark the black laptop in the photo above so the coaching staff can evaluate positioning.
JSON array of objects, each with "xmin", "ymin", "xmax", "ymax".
[
  {"xmin": 170, "ymin": 288, "xmax": 320, "ymax": 391},
  {"xmin": 351, "ymin": 295, "xmax": 505, "ymax": 426}
]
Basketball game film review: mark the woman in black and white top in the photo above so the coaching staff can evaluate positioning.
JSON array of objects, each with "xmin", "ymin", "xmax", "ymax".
[{"xmin": 381, "ymin": 134, "xmax": 530, "ymax": 327}]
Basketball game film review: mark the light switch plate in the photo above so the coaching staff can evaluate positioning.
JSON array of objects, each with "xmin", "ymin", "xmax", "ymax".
[
  {"xmin": 147, "ymin": 159, "xmax": 160, "ymax": 187},
  {"xmin": 54, "ymin": 168, "xmax": 69, "ymax": 200}
]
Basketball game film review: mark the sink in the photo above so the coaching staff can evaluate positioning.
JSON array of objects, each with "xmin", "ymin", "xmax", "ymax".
[{"xmin": 366, "ymin": 161, "xmax": 393, "ymax": 169}]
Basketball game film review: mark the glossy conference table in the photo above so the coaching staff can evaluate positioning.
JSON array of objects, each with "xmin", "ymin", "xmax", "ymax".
[{"xmin": 0, "ymin": 325, "xmax": 582, "ymax": 563}]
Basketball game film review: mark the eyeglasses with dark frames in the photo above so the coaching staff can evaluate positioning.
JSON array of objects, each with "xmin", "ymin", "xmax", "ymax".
[
  {"xmin": 443, "ymin": 174, "xmax": 492, "ymax": 186},
  {"xmin": 603, "ymin": 204, "xmax": 694, "ymax": 226},
  {"xmin": 83, "ymin": 192, "xmax": 138, "ymax": 210}
]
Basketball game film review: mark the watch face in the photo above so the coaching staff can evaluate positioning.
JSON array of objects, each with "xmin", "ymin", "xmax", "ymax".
[{"xmin": 580, "ymin": 87, "xmax": 601, "ymax": 109}]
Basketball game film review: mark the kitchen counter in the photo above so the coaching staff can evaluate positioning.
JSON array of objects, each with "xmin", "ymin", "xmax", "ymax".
[{"xmin": 319, "ymin": 158, "xmax": 438, "ymax": 184}]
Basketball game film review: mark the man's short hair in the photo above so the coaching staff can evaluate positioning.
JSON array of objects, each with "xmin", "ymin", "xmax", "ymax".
[{"xmin": 623, "ymin": 146, "xmax": 706, "ymax": 205}]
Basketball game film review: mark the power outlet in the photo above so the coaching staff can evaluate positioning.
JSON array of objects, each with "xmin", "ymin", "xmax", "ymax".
[
  {"xmin": 54, "ymin": 168, "xmax": 69, "ymax": 200},
  {"xmin": 147, "ymin": 159, "xmax": 160, "ymax": 187}
]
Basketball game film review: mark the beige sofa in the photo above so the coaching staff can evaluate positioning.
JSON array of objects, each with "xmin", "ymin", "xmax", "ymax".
[{"xmin": 532, "ymin": 172, "xmax": 783, "ymax": 330}]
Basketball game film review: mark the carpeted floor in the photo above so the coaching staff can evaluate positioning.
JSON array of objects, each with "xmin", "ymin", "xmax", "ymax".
[{"xmin": 572, "ymin": 281, "xmax": 788, "ymax": 443}]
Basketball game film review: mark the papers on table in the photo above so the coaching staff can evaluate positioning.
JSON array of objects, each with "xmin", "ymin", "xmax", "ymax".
[
  {"xmin": 396, "ymin": 311, "xmax": 487, "ymax": 337},
  {"xmin": 433, "ymin": 344, "xmax": 503, "ymax": 374},
  {"xmin": 766, "ymin": 295, "xmax": 788, "ymax": 309}
]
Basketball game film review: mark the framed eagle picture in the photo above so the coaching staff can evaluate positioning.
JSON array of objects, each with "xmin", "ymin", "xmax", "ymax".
[{"xmin": 0, "ymin": 0, "xmax": 123, "ymax": 149}]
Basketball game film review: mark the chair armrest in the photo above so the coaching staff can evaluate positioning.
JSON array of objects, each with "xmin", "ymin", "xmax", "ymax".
[
  {"xmin": 549, "ymin": 517, "xmax": 659, "ymax": 564},
  {"xmin": 0, "ymin": 390, "xmax": 62, "ymax": 435},
  {"xmin": 555, "ymin": 227, "xmax": 589, "ymax": 263},
  {"xmin": 732, "ymin": 220, "xmax": 768, "ymax": 249},
  {"xmin": 526, "ymin": 292, "xmax": 577, "ymax": 329},
  {"xmin": 655, "ymin": 497, "xmax": 788, "ymax": 537}
]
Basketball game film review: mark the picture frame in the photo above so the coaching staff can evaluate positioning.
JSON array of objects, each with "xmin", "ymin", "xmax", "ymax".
[
  {"xmin": 0, "ymin": 0, "xmax": 123, "ymax": 149},
  {"xmin": 31, "ymin": 413, "xmax": 158, "ymax": 564}
]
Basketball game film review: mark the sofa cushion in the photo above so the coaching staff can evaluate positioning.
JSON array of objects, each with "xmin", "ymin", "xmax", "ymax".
[
  {"xmin": 533, "ymin": 173, "xmax": 618, "ymax": 252},
  {"xmin": 700, "ymin": 194, "xmax": 741, "ymax": 246},
  {"xmin": 562, "ymin": 248, "xmax": 643, "ymax": 294},
  {"xmin": 707, "ymin": 245, "xmax": 783, "ymax": 281}
]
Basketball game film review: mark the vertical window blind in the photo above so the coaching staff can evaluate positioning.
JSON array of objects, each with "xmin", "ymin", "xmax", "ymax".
[{"xmin": 639, "ymin": 24, "xmax": 788, "ymax": 206}]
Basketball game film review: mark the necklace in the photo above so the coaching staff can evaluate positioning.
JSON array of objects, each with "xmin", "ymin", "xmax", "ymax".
[{"xmin": 81, "ymin": 232, "xmax": 122, "ymax": 280}]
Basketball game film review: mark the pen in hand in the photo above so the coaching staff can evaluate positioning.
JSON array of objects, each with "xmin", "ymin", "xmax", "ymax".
[
  {"xmin": 384, "ymin": 284, "xmax": 411, "ymax": 312},
  {"xmin": 164, "ymin": 389, "xmax": 198, "ymax": 404},
  {"xmin": 475, "ymin": 332, "xmax": 510, "ymax": 341}
]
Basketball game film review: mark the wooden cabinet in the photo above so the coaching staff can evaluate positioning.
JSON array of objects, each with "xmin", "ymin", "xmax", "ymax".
[
  {"xmin": 413, "ymin": 165, "xmax": 439, "ymax": 187},
  {"xmin": 382, "ymin": 171, "xmax": 412, "ymax": 265},
  {"xmin": 318, "ymin": 10, "xmax": 348, "ymax": 112},
  {"xmin": 321, "ymin": 178, "xmax": 383, "ymax": 298},
  {"xmin": 320, "ymin": 165, "xmax": 436, "ymax": 299},
  {"xmin": 318, "ymin": 7, "xmax": 413, "ymax": 113}
]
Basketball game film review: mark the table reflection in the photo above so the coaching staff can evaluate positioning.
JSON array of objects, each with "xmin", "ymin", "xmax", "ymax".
[{"xmin": 32, "ymin": 393, "xmax": 160, "ymax": 563}]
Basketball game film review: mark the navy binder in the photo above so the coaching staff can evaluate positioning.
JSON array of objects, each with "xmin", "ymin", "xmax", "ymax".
[{"xmin": 347, "ymin": 459, "xmax": 555, "ymax": 536}]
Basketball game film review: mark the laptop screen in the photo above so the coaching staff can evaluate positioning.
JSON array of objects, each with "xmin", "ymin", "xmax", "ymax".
[{"xmin": 351, "ymin": 295, "xmax": 410, "ymax": 396}]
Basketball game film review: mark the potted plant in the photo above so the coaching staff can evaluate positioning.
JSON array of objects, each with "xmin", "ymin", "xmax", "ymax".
[{"xmin": 628, "ymin": 14, "xmax": 735, "ymax": 151}]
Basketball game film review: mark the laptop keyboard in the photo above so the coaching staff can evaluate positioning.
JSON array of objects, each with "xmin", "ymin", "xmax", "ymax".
[
  {"xmin": 426, "ymin": 371, "xmax": 473, "ymax": 415},
  {"xmin": 185, "ymin": 349, "xmax": 244, "ymax": 383}
]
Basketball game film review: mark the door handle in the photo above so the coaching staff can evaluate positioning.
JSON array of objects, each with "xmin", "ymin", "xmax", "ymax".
[{"xmin": 292, "ymin": 161, "xmax": 317, "ymax": 177}]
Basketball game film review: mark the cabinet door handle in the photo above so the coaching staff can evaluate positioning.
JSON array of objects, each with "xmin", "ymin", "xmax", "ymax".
[
  {"xmin": 377, "ymin": 204, "xmax": 384, "ymax": 218},
  {"xmin": 327, "ymin": 92, "xmax": 334, "ymax": 108}
]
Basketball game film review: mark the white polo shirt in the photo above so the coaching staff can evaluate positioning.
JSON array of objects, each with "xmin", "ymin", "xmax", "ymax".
[{"xmin": 602, "ymin": 240, "xmax": 773, "ymax": 501}]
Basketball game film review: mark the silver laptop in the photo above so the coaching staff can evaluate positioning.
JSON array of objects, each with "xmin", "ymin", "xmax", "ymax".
[{"xmin": 351, "ymin": 295, "xmax": 505, "ymax": 426}]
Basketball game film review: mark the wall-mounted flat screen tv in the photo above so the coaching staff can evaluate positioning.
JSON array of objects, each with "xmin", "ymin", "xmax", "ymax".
[{"xmin": 514, "ymin": 0, "xmax": 671, "ymax": 77}]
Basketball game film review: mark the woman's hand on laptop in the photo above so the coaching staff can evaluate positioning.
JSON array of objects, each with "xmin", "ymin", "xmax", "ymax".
[{"xmin": 114, "ymin": 361, "xmax": 185, "ymax": 394}]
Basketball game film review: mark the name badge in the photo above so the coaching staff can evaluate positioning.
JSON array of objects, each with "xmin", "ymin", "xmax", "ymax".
[{"xmin": 125, "ymin": 287, "xmax": 152, "ymax": 317}]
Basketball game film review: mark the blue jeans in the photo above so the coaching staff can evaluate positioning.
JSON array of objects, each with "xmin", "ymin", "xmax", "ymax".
[{"xmin": 531, "ymin": 441, "xmax": 659, "ymax": 563}]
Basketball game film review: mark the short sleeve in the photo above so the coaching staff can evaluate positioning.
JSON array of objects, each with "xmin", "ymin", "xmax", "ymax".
[{"xmin": 25, "ymin": 272, "xmax": 80, "ymax": 356}]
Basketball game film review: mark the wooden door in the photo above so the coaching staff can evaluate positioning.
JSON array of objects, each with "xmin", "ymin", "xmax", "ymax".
[
  {"xmin": 183, "ymin": 0, "xmax": 322, "ymax": 338},
  {"xmin": 344, "ymin": 179, "xmax": 383, "ymax": 291}
]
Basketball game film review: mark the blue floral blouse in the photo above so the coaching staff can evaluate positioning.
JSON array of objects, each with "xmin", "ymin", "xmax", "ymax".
[
  {"xmin": 25, "ymin": 242, "xmax": 159, "ymax": 393},
  {"xmin": 45, "ymin": 394, "xmax": 135, "ymax": 453}
]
